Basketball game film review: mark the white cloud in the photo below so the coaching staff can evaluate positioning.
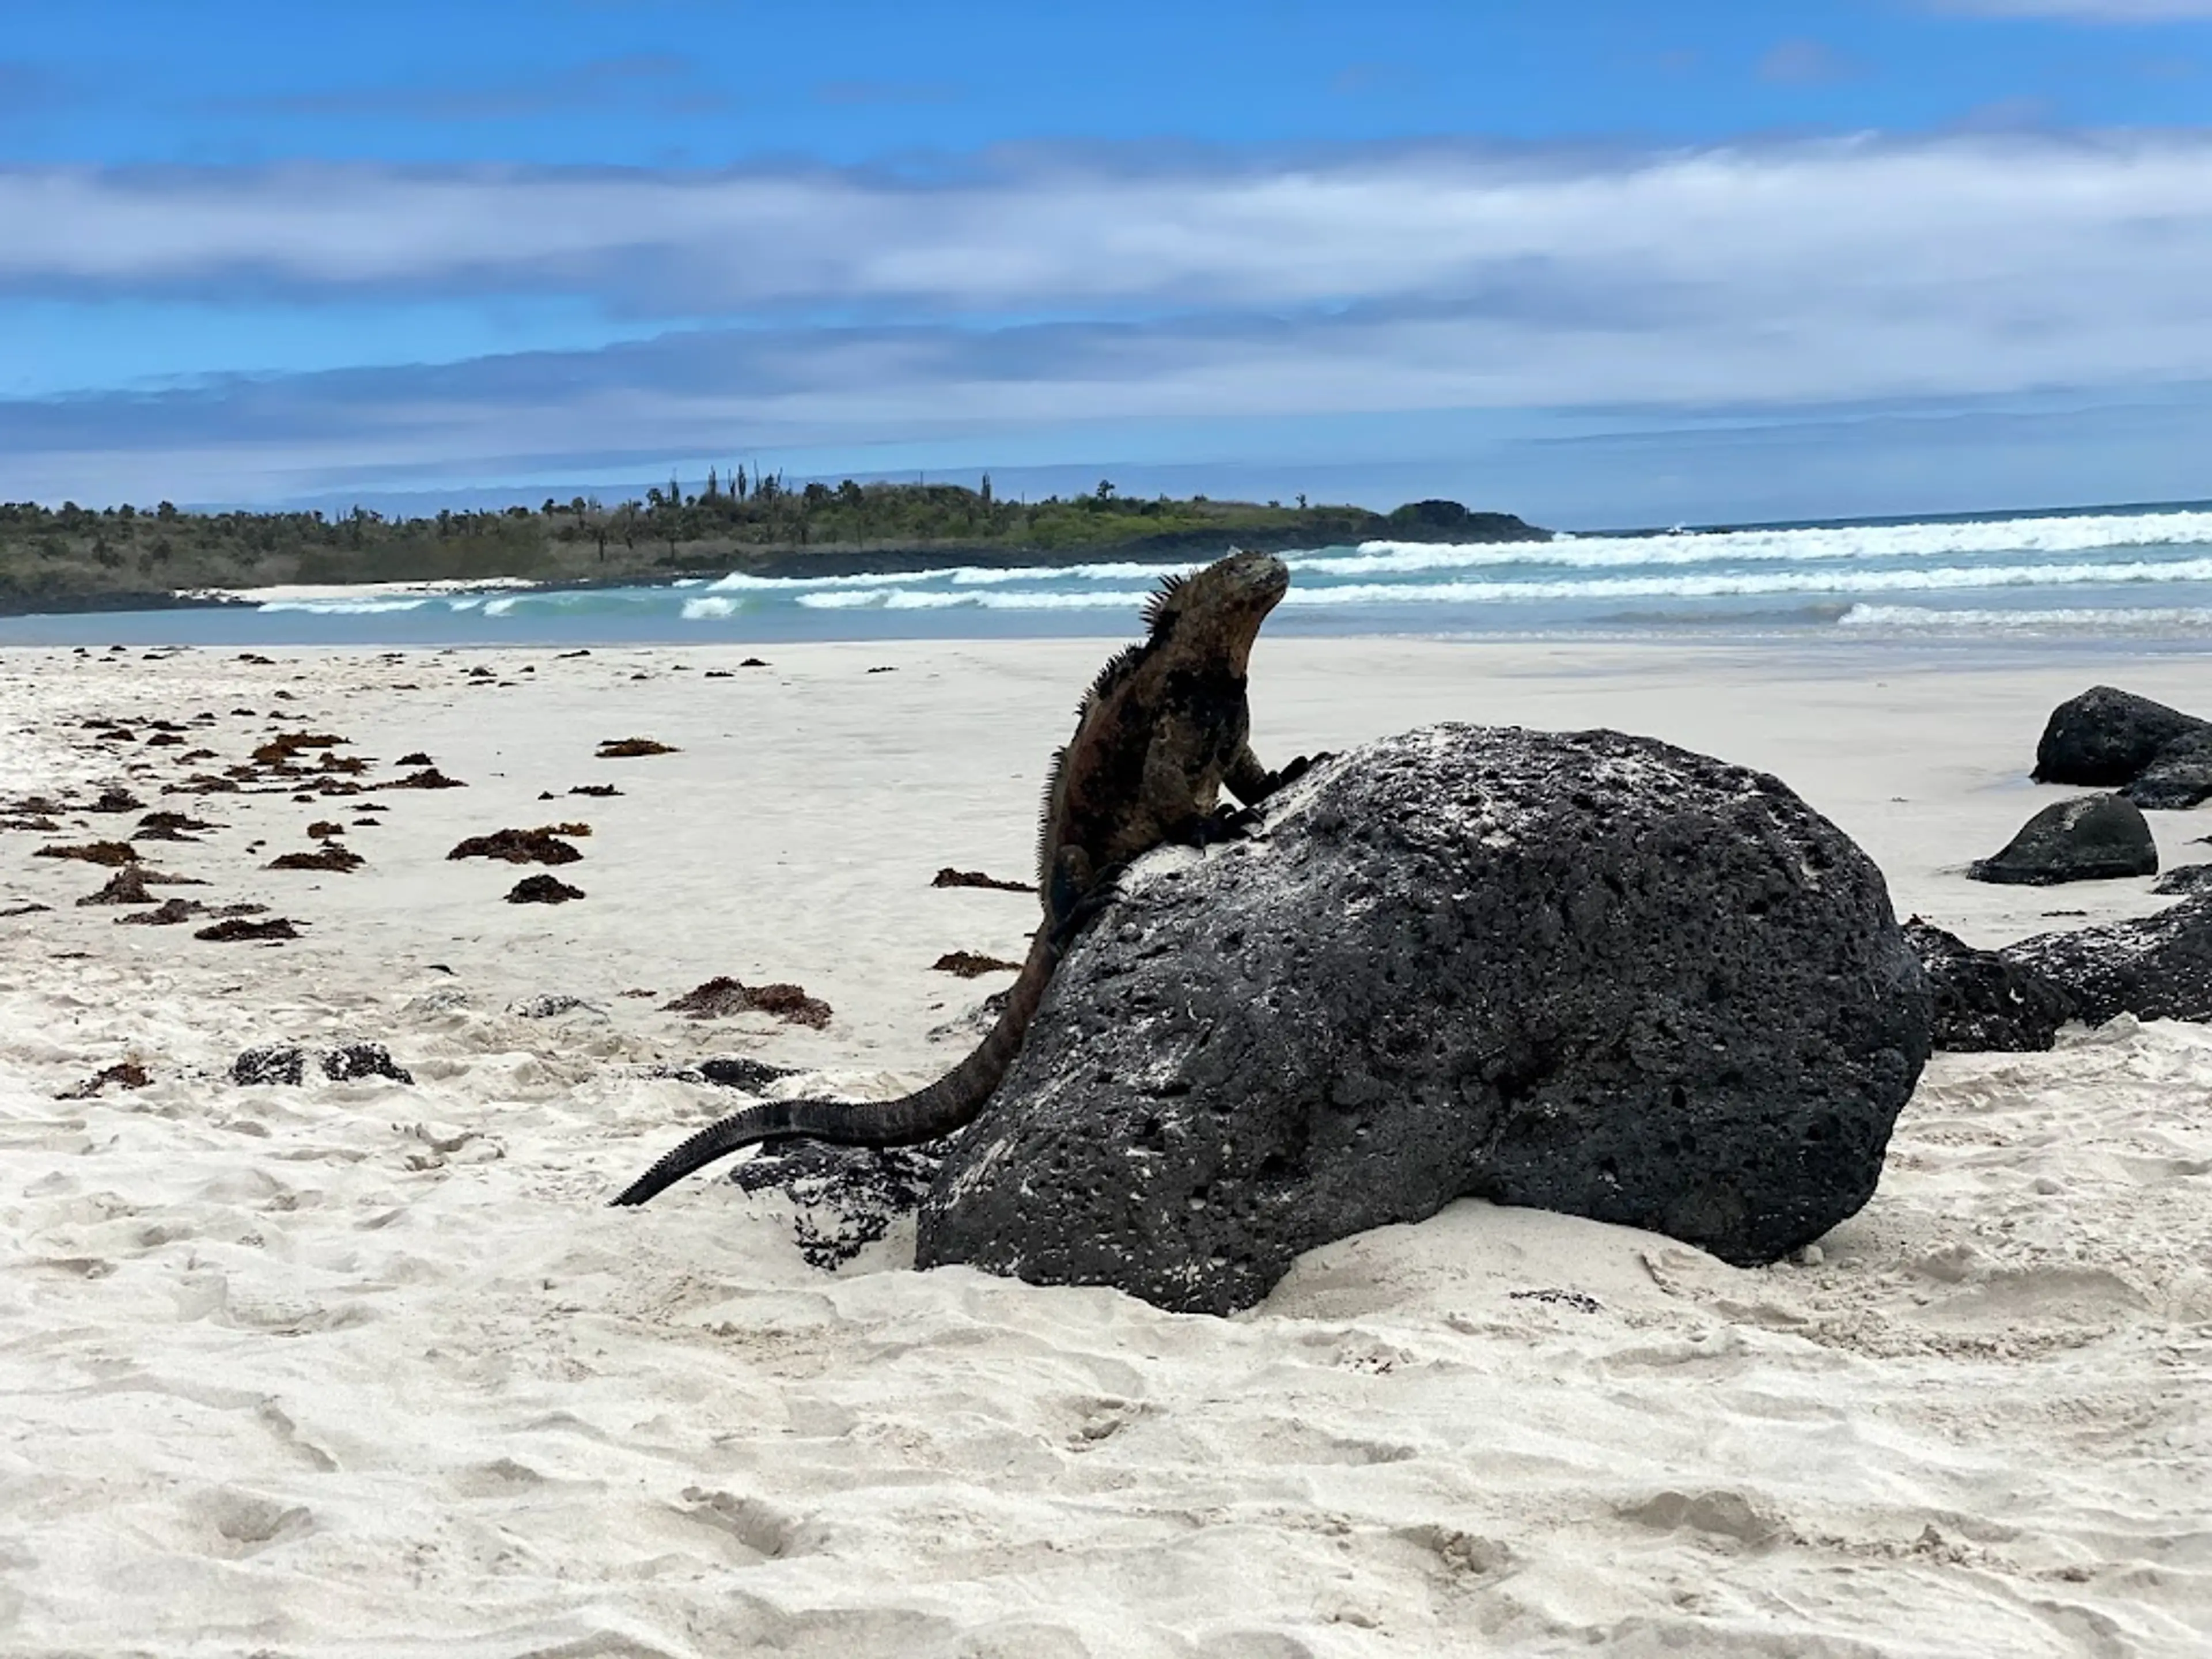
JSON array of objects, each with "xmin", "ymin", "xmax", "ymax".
[{"xmin": 7, "ymin": 134, "xmax": 2212, "ymax": 503}]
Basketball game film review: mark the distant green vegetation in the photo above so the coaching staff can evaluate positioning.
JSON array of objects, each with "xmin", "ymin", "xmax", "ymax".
[{"xmin": 0, "ymin": 472, "xmax": 1543, "ymax": 611}]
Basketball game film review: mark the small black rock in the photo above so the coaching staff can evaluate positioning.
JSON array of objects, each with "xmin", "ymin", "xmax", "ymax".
[
  {"xmin": 2033, "ymin": 686, "xmax": 2210, "ymax": 788},
  {"xmin": 1902, "ymin": 918, "xmax": 2077, "ymax": 1052},
  {"xmin": 1968, "ymin": 794, "xmax": 2157, "ymax": 885},
  {"xmin": 232, "ymin": 1044, "xmax": 306, "ymax": 1086},
  {"xmin": 321, "ymin": 1044, "xmax": 414, "ymax": 1085}
]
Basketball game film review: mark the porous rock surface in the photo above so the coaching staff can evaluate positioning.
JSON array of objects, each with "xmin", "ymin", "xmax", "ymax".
[
  {"xmin": 2033, "ymin": 685, "xmax": 2212, "ymax": 808},
  {"xmin": 1903, "ymin": 918, "xmax": 2076, "ymax": 1052},
  {"xmin": 1968, "ymin": 794, "xmax": 2157, "ymax": 886},
  {"xmin": 2002, "ymin": 894, "xmax": 2212, "ymax": 1025},
  {"xmin": 917, "ymin": 724, "xmax": 1932, "ymax": 1315}
]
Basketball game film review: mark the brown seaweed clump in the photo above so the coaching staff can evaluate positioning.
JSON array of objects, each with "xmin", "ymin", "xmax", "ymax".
[
  {"xmin": 195, "ymin": 917, "xmax": 302, "ymax": 943},
  {"xmin": 134, "ymin": 812, "xmax": 215, "ymax": 842},
  {"xmin": 661, "ymin": 976, "xmax": 831, "ymax": 1028},
  {"xmin": 506, "ymin": 874, "xmax": 585, "ymax": 904},
  {"xmin": 35, "ymin": 841, "xmax": 139, "ymax": 866},
  {"xmin": 268, "ymin": 844, "xmax": 365, "ymax": 872},
  {"xmin": 252, "ymin": 732, "xmax": 348, "ymax": 766},
  {"xmin": 121, "ymin": 900, "xmax": 264, "ymax": 928},
  {"xmin": 58, "ymin": 1062, "xmax": 151, "ymax": 1100},
  {"xmin": 77, "ymin": 868, "xmax": 156, "ymax": 906},
  {"xmin": 448, "ymin": 828, "xmax": 582, "ymax": 866},
  {"xmin": 118, "ymin": 899, "xmax": 204, "ymax": 926},
  {"xmin": 569, "ymin": 784, "xmax": 622, "ymax": 798},
  {"xmin": 595, "ymin": 737, "xmax": 679, "ymax": 758},
  {"xmin": 931, "ymin": 950, "xmax": 1021, "ymax": 978},
  {"xmin": 931, "ymin": 867, "xmax": 1035, "ymax": 893},
  {"xmin": 384, "ymin": 768, "xmax": 467, "ymax": 790}
]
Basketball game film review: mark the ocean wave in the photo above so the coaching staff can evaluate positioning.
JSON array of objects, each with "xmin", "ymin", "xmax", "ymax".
[
  {"xmin": 1344, "ymin": 507, "xmax": 2212, "ymax": 575},
  {"xmin": 1838, "ymin": 604, "xmax": 2212, "ymax": 632},
  {"xmin": 1269, "ymin": 556, "xmax": 2212, "ymax": 606},
  {"xmin": 796, "ymin": 586, "xmax": 1156, "ymax": 611},
  {"xmin": 256, "ymin": 597, "xmax": 433, "ymax": 615},
  {"xmin": 680, "ymin": 595, "xmax": 744, "ymax": 619}
]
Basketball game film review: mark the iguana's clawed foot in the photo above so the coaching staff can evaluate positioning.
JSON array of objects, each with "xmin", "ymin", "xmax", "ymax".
[
  {"xmin": 1173, "ymin": 808, "xmax": 1257, "ymax": 850},
  {"xmin": 1214, "ymin": 802, "xmax": 1265, "ymax": 836},
  {"xmin": 1050, "ymin": 869, "xmax": 1126, "ymax": 949},
  {"xmin": 1267, "ymin": 751, "xmax": 1332, "ymax": 794}
]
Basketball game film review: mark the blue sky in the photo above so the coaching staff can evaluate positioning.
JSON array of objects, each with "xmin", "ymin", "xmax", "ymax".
[{"xmin": 4, "ymin": 0, "xmax": 2212, "ymax": 525}]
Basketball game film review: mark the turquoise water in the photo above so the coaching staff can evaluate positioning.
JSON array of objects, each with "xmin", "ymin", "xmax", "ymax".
[{"xmin": 9, "ymin": 502, "xmax": 2212, "ymax": 647}]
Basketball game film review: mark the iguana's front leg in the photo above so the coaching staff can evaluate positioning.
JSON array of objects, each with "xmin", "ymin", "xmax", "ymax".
[{"xmin": 1226, "ymin": 744, "xmax": 1331, "ymax": 806}]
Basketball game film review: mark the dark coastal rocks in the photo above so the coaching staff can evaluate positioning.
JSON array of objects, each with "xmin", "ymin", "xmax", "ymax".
[
  {"xmin": 2002, "ymin": 895, "xmax": 2212, "ymax": 1025},
  {"xmin": 89, "ymin": 787, "xmax": 146, "ymax": 814},
  {"xmin": 1903, "ymin": 918, "xmax": 2077, "ymax": 1052},
  {"xmin": 2126, "ymin": 737, "xmax": 2212, "ymax": 811},
  {"xmin": 662, "ymin": 976, "xmax": 832, "ymax": 1028},
  {"xmin": 2033, "ymin": 686, "xmax": 2212, "ymax": 807},
  {"xmin": 231, "ymin": 1043, "xmax": 414, "ymax": 1085},
  {"xmin": 2152, "ymin": 863, "xmax": 2212, "ymax": 897},
  {"xmin": 506, "ymin": 874, "xmax": 585, "ymax": 904},
  {"xmin": 1968, "ymin": 794, "xmax": 2157, "ymax": 885},
  {"xmin": 918, "ymin": 724, "xmax": 1932, "ymax": 1315},
  {"xmin": 2034, "ymin": 687, "xmax": 2207, "ymax": 786}
]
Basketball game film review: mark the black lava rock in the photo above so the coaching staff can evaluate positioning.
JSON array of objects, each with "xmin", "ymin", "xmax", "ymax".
[
  {"xmin": 2124, "ymin": 733, "xmax": 2212, "ymax": 810},
  {"xmin": 2153, "ymin": 863, "xmax": 2212, "ymax": 897},
  {"xmin": 916, "ymin": 724, "xmax": 1932, "ymax": 1315},
  {"xmin": 320, "ymin": 1043, "xmax": 414, "ymax": 1085},
  {"xmin": 1968, "ymin": 794, "xmax": 2157, "ymax": 885},
  {"xmin": 732, "ymin": 1142, "xmax": 946, "ymax": 1269},
  {"xmin": 695, "ymin": 1056, "xmax": 801, "ymax": 1092},
  {"xmin": 1902, "ymin": 918, "xmax": 2077, "ymax": 1052},
  {"xmin": 2033, "ymin": 686, "xmax": 2210, "ymax": 789},
  {"xmin": 2003, "ymin": 895, "xmax": 2212, "ymax": 1025},
  {"xmin": 232, "ymin": 1045, "xmax": 306, "ymax": 1086}
]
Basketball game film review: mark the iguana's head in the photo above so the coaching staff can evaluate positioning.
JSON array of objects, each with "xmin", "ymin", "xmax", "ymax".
[{"xmin": 1143, "ymin": 550, "xmax": 1289, "ymax": 673}]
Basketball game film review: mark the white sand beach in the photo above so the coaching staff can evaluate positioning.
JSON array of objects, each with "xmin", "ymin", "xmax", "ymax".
[{"xmin": 3, "ymin": 635, "xmax": 2209, "ymax": 1657}]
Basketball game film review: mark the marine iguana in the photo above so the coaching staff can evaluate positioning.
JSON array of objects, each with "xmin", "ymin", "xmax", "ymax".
[{"xmin": 609, "ymin": 548, "xmax": 1315, "ymax": 1206}]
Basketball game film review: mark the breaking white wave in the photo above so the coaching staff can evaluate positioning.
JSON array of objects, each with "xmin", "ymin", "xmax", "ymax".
[
  {"xmin": 1840, "ymin": 603, "xmax": 2212, "ymax": 632},
  {"xmin": 782, "ymin": 556, "xmax": 2212, "ymax": 614},
  {"xmin": 679, "ymin": 595, "xmax": 743, "ymax": 620},
  {"xmin": 255, "ymin": 597, "xmax": 434, "ymax": 615},
  {"xmin": 1342, "ymin": 506, "xmax": 2212, "ymax": 575}
]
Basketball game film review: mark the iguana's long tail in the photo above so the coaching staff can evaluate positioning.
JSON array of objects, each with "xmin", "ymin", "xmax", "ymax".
[{"xmin": 608, "ymin": 926, "xmax": 1059, "ymax": 1206}]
